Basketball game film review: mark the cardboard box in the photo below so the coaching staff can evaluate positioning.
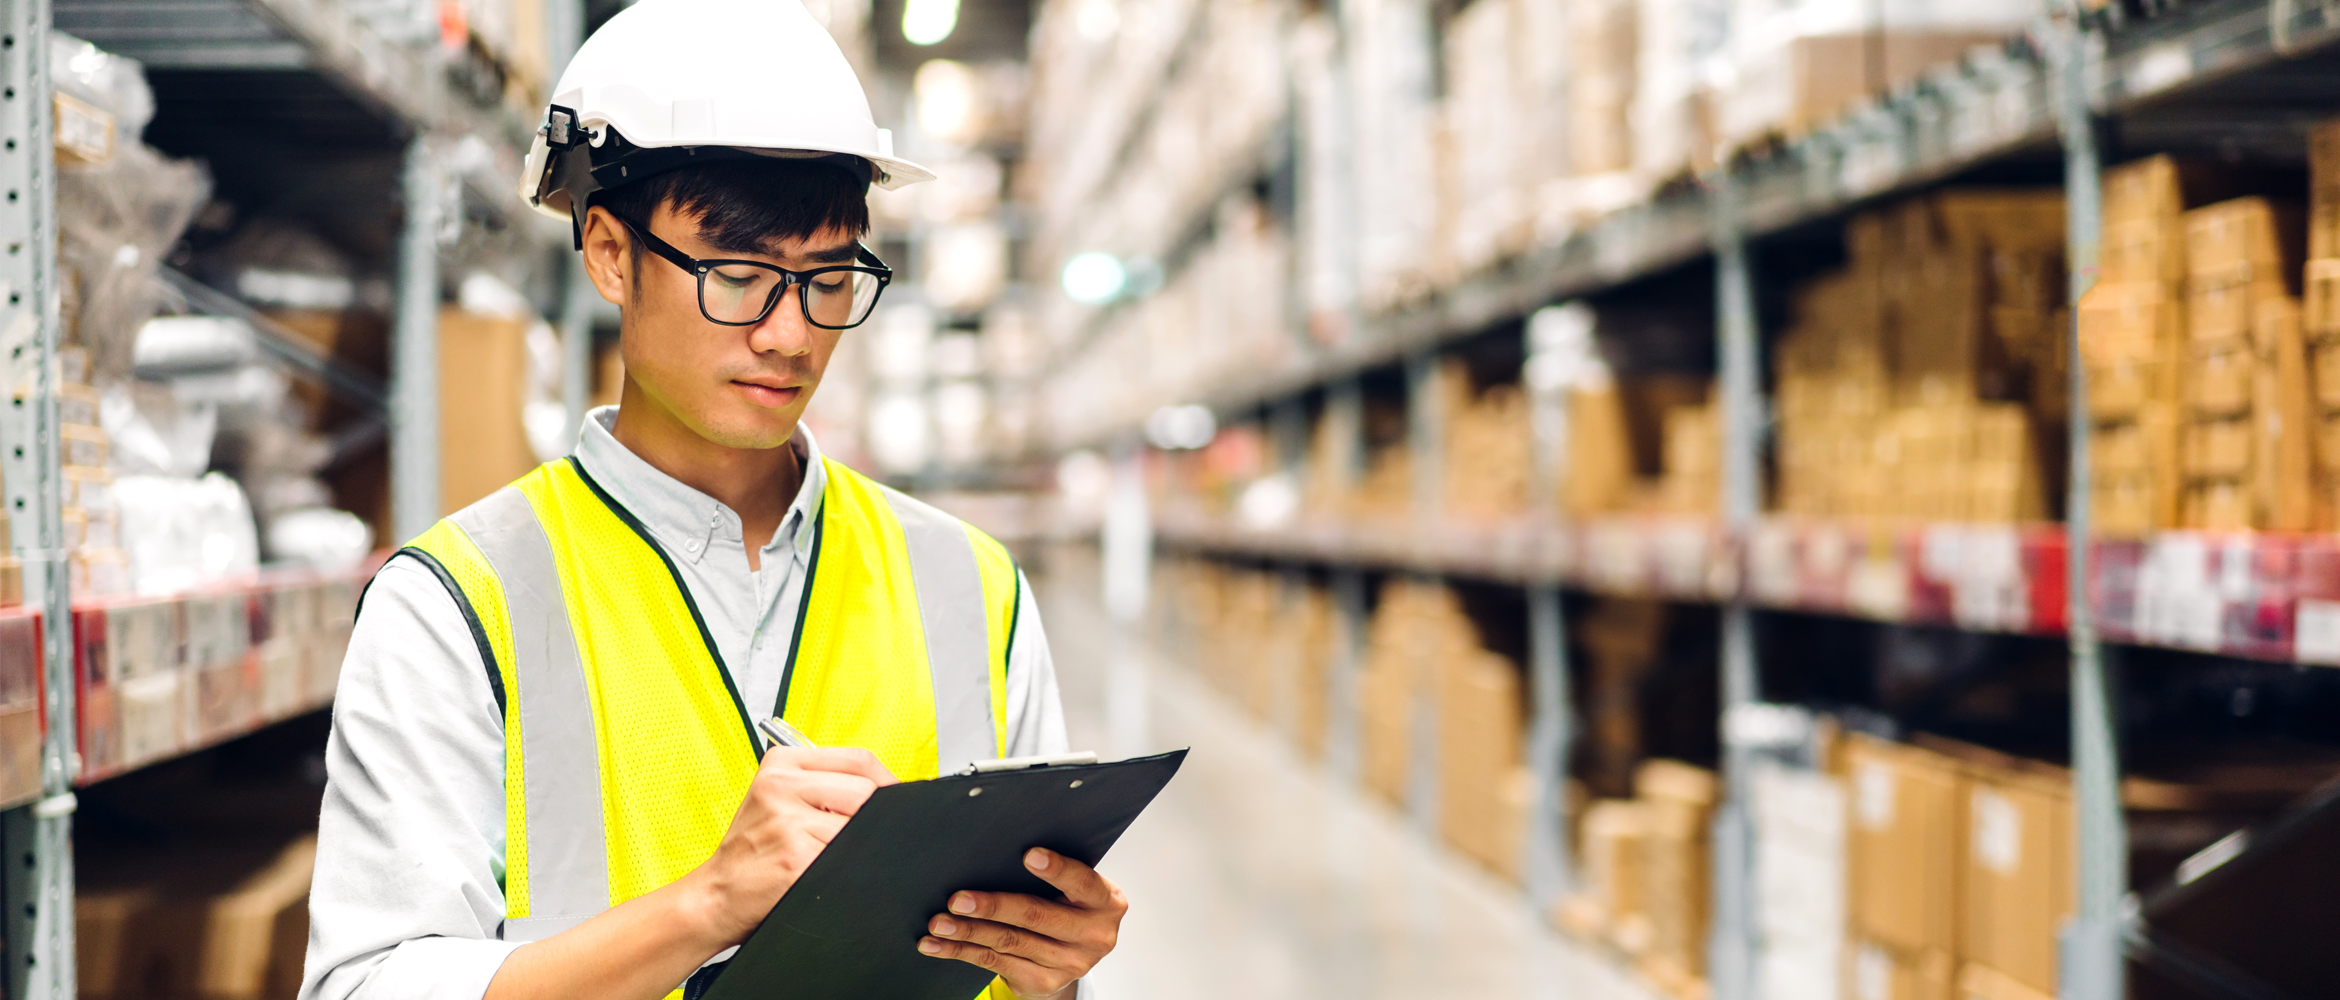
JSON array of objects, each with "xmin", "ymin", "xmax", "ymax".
[
  {"xmin": 1849, "ymin": 938, "xmax": 1956, "ymax": 1000},
  {"xmin": 1943, "ymin": 749, "xmax": 2075, "ymax": 999},
  {"xmin": 79, "ymin": 835, "xmax": 316, "ymax": 1000},
  {"xmin": 1845, "ymin": 734, "xmax": 1964, "ymax": 957},
  {"xmin": 1572, "ymin": 799, "xmax": 1652, "ymax": 948},
  {"xmin": 438, "ymin": 306, "xmax": 540, "ymax": 516},
  {"xmin": 1440, "ymin": 648, "xmax": 1527, "ymax": 880},
  {"xmin": 1636, "ymin": 760, "xmax": 1715, "ymax": 986}
]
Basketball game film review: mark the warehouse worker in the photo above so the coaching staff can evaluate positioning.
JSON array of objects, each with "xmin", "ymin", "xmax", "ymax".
[{"xmin": 299, "ymin": 2, "xmax": 1126, "ymax": 998}]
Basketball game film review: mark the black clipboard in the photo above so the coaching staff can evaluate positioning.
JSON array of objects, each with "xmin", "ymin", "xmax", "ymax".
[{"xmin": 700, "ymin": 748, "xmax": 1188, "ymax": 1000}]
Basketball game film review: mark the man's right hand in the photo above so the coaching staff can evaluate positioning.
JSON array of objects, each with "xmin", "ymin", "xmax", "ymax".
[{"xmin": 684, "ymin": 746, "xmax": 899, "ymax": 945}]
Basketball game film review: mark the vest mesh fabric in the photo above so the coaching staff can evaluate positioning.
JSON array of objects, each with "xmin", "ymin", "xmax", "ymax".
[{"xmin": 401, "ymin": 455, "xmax": 1019, "ymax": 1000}]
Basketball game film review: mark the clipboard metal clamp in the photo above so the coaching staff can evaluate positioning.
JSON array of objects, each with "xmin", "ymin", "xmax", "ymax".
[{"xmin": 959, "ymin": 751, "xmax": 1100, "ymax": 776}]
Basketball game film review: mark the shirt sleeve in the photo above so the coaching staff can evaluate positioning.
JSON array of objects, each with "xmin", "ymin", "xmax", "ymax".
[
  {"xmin": 301, "ymin": 554, "xmax": 520, "ymax": 1000},
  {"xmin": 1001, "ymin": 570, "xmax": 1070, "ymax": 758}
]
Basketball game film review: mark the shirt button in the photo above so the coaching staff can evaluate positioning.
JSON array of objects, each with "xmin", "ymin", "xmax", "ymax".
[{"xmin": 685, "ymin": 539, "xmax": 701, "ymax": 552}]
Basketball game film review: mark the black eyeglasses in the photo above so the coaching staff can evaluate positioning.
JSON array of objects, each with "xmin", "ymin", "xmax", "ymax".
[{"xmin": 616, "ymin": 215, "xmax": 892, "ymax": 330}]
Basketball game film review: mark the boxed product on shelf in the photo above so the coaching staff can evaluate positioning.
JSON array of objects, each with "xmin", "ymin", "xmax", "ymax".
[
  {"xmin": 0, "ymin": 608, "xmax": 40, "ymax": 805},
  {"xmin": 1773, "ymin": 190, "xmax": 2063, "ymax": 523},
  {"xmin": 1560, "ymin": 798, "xmax": 1650, "ymax": 944},
  {"xmin": 1844, "ymin": 733, "xmax": 1963, "ymax": 996},
  {"xmin": 1437, "ymin": 362, "xmax": 1534, "ymax": 520},
  {"xmin": 78, "ymin": 834, "xmax": 315, "ymax": 1000},
  {"xmin": 1437, "ymin": 645, "xmax": 1528, "ymax": 880},
  {"xmin": 1632, "ymin": 759, "xmax": 1716, "ymax": 994},
  {"xmin": 186, "ymin": 591, "xmax": 258, "ymax": 744},
  {"xmin": 438, "ymin": 305, "xmax": 542, "ymax": 515},
  {"xmin": 1753, "ymin": 760, "xmax": 1846, "ymax": 1000},
  {"xmin": 1567, "ymin": 0, "xmax": 1639, "ymax": 180},
  {"xmin": 1920, "ymin": 739, "xmax": 2075, "ymax": 1000},
  {"xmin": 2172, "ymin": 197, "xmax": 2311, "ymax": 531}
]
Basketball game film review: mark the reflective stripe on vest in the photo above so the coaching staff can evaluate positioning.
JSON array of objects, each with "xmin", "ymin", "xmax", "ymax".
[{"xmin": 400, "ymin": 455, "xmax": 1017, "ymax": 965}]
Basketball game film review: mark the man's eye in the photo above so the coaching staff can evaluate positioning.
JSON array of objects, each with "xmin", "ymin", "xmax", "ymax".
[
  {"xmin": 811, "ymin": 277, "xmax": 848, "ymax": 295},
  {"xmin": 711, "ymin": 269, "xmax": 763, "ymax": 288}
]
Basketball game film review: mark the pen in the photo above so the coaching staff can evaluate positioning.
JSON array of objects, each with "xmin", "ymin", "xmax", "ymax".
[{"xmin": 758, "ymin": 716, "xmax": 819, "ymax": 751}]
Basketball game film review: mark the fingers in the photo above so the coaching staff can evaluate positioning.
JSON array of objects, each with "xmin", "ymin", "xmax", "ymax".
[
  {"xmin": 923, "ymin": 914, "xmax": 1083, "ymax": 967},
  {"xmin": 786, "ymin": 746, "xmax": 900, "ymax": 786},
  {"xmin": 781, "ymin": 770, "xmax": 880, "ymax": 816},
  {"xmin": 915, "ymin": 936, "xmax": 1073, "ymax": 998},
  {"xmin": 942, "ymin": 889, "xmax": 1084, "ymax": 942},
  {"xmin": 1021, "ymin": 849, "xmax": 1121, "ymax": 911}
]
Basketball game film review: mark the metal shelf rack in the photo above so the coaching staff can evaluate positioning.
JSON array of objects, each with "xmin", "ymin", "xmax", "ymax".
[
  {"xmin": 0, "ymin": 0, "xmax": 553, "ymax": 991},
  {"xmin": 1077, "ymin": 2, "xmax": 2340, "ymax": 998}
]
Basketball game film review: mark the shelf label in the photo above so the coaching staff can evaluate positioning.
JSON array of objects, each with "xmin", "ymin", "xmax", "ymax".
[{"xmin": 2295, "ymin": 598, "xmax": 2340, "ymax": 665}]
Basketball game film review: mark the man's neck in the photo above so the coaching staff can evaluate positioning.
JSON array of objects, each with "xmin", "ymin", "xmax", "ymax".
[{"xmin": 608, "ymin": 382, "xmax": 803, "ymax": 571}]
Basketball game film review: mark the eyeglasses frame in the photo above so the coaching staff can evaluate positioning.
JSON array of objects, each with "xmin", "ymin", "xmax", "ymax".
[{"xmin": 613, "ymin": 213, "xmax": 893, "ymax": 330}]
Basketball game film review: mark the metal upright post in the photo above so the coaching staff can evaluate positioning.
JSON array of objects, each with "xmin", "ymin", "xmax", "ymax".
[
  {"xmin": 1323, "ymin": 379, "xmax": 1367, "ymax": 785},
  {"xmin": 0, "ymin": 1, "xmax": 75, "ymax": 995},
  {"xmin": 1523, "ymin": 585, "xmax": 1572, "ymax": 904},
  {"xmin": 392, "ymin": 137, "xmax": 443, "ymax": 543},
  {"xmin": 2050, "ymin": 12, "xmax": 2124, "ymax": 1000},
  {"xmin": 1404, "ymin": 351, "xmax": 1444, "ymax": 834},
  {"xmin": 1523, "ymin": 309, "xmax": 1577, "ymax": 905},
  {"xmin": 1708, "ymin": 167, "xmax": 1762, "ymax": 1000}
]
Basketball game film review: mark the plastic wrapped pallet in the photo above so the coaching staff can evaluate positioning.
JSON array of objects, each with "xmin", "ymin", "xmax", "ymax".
[
  {"xmin": 1347, "ymin": 0, "xmax": 1442, "ymax": 311},
  {"xmin": 1754, "ymin": 760, "xmax": 1846, "ymax": 1000},
  {"xmin": 1717, "ymin": 0, "xmax": 2034, "ymax": 152},
  {"xmin": 1631, "ymin": 0, "xmax": 1723, "ymax": 181}
]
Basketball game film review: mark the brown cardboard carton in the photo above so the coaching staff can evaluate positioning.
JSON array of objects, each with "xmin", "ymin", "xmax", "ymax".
[
  {"xmin": 1637, "ymin": 761, "xmax": 1715, "ymax": 984},
  {"xmin": 2186, "ymin": 343, "xmax": 2257, "ymax": 416},
  {"xmin": 1844, "ymin": 734, "xmax": 1964, "ymax": 957},
  {"xmin": 1576, "ymin": 799, "xmax": 1652, "ymax": 949},
  {"xmin": 1955, "ymin": 758, "xmax": 2075, "ymax": 998},
  {"xmin": 1956, "ymin": 961, "xmax": 2056, "ymax": 1000},
  {"xmin": 1440, "ymin": 649, "xmax": 1526, "ymax": 880},
  {"xmin": 1847, "ymin": 938, "xmax": 1956, "ymax": 1000},
  {"xmin": 438, "ymin": 307, "xmax": 538, "ymax": 516}
]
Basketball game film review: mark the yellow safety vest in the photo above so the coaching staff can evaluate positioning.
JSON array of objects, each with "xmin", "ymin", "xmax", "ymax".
[{"xmin": 399, "ymin": 455, "xmax": 1019, "ymax": 999}]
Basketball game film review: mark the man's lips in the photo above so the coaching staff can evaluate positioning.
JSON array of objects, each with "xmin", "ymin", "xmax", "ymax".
[{"xmin": 730, "ymin": 380, "xmax": 802, "ymax": 407}]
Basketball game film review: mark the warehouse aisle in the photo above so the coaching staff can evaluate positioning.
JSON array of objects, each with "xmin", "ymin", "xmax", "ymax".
[{"xmin": 1030, "ymin": 551, "xmax": 1658, "ymax": 1000}]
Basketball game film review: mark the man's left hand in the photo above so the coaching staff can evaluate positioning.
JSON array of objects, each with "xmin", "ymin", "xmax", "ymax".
[{"xmin": 917, "ymin": 847, "xmax": 1127, "ymax": 998}]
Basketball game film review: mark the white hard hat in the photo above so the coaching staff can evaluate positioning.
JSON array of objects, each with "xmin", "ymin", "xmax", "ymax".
[{"xmin": 517, "ymin": 0, "xmax": 932, "ymax": 238}]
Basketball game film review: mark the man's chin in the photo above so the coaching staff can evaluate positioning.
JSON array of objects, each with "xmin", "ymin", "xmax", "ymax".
[{"xmin": 692, "ymin": 413, "xmax": 802, "ymax": 451}]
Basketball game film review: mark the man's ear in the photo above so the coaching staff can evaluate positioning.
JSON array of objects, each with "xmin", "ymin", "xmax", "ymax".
[{"xmin": 579, "ymin": 205, "xmax": 632, "ymax": 308}]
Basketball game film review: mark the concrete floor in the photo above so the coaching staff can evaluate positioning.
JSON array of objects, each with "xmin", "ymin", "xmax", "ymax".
[{"xmin": 1031, "ymin": 554, "xmax": 1659, "ymax": 1000}]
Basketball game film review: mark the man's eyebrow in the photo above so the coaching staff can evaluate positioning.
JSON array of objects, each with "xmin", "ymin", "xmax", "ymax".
[{"xmin": 799, "ymin": 243, "xmax": 860, "ymax": 265}]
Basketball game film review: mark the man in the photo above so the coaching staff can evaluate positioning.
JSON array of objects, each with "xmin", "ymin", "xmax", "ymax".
[{"xmin": 299, "ymin": 2, "xmax": 1127, "ymax": 998}]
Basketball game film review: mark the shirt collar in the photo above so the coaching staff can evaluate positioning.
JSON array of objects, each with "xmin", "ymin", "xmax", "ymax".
[{"xmin": 573, "ymin": 405, "xmax": 827, "ymax": 566}]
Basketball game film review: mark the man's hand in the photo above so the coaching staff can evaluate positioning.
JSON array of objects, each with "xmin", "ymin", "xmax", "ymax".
[
  {"xmin": 916, "ymin": 848, "xmax": 1128, "ymax": 999},
  {"xmin": 684, "ymin": 746, "xmax": 899, "ymax": 945}
]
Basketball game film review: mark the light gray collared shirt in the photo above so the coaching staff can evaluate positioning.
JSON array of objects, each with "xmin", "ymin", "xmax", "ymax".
[{"xmin": 301, "ymin": 407, "xmax": 1068, "ymax": 1000}]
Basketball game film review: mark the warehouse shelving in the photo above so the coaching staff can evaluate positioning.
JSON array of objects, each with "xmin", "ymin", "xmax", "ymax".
[
  {"xmin": 1046, "ymin": 0, "xmax": 2340, "ymax": 453},
  {"xmin": 1025, "ymin": 0, "xmax": 2340, "ymax": 997},
  {"xmin": 0, "ymin": 0, "xmax": 554, "ymax": 990},
  {"xmin": 1153, "ymin": 508, "xmax": 2340, "ymax": 665}
]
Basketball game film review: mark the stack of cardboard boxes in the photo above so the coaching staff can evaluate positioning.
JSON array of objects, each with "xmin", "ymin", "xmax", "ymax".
[
  {"xmin": 1164, "ymin": 558, "xmax": 1338, "ymax": 760},
  {"xmin": 2305, "ymin": 122, "xmax": 2340, "ymax": 528},
  {"xmin": 2082, "ymin": 154, "xmax": 2324, "ymax": 533},
  {"xmin": 1559, "ymin": 759, "xmax": 1719, "ymax": 1000},
  {"xmin": 80, "ymin": 835, "xmax": 316, "ymax": 1000},
  {"xmin": 1844, "ymin": 733, "xmax": 2077, "ymax": 1000},
  {"xmin": 2175, "ymin": 197, "xmax": 2311, "ymax": 530},
  {"xmin": 1773, "ymin": 192, "xmax": 2063, "ymax": 523},
  {"xmin": 1355, "ymin": 577, "xmax": 1532, "ymax": 879},
  {"xmin": 1439, "ymin": 362, "xmax": 1535, "ymax": 521}
]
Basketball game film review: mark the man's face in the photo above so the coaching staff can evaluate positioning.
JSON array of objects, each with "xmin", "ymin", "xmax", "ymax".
[{"xmin": 586, "ymin": 201, "xmax": 858, "ymax": 451}]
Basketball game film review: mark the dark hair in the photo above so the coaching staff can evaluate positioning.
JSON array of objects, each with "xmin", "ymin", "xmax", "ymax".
[{"xmin": 592, "ymin": 157, "xmax": 871, "ymax": 256}]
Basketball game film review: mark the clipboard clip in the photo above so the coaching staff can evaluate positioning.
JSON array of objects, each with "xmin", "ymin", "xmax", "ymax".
[{"xmin": 959, "ymin": 751, "xmax": 1100, "ymax": 776}]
